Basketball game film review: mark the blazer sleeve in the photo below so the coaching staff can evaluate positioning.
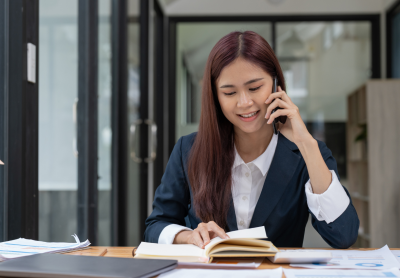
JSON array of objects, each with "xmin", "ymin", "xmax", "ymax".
[
  {"xmin": 144, "ymin": 137, "xmax": 191, "ymax": 243},
  {"xmin": 308, "ymin": 140, "xmax": 360, "ymax": 249}
]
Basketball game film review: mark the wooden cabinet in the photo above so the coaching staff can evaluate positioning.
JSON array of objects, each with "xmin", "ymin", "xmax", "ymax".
[{"xmin": 347, "ymin": 80, "xmax": 400, "ymax": 248}]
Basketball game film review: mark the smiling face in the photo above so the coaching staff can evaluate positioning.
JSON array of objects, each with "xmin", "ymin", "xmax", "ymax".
[{"xmin": 216, "ymin": 57, "xmax": 274, "ymax": 136}]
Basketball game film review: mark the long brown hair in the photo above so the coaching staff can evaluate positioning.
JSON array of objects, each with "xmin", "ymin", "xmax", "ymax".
[{"xmin": 188, "ymin": 31, "xmax": 286, "ymax": 229}]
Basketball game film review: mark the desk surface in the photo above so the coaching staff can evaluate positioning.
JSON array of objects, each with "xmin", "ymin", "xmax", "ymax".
[{"xmin": 66, "ymin": 246, "xmax": 400, "ymax": 270}]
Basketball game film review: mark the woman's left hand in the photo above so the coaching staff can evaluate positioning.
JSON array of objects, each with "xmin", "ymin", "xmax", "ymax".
[{"xmin": 264, "ymin": 86, "xmax": 314, "ymax": 146}]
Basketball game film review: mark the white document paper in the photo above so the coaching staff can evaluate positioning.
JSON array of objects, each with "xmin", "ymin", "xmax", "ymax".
[
  {"xmin": 290, "ymin": 245, "xmax": 400, "ymax": 270},
  {"xmin": 137, "ymin": 226, "xmax": 267, "ymax": 259},
  {"xmin": 158, "ymin": 267, "xmax": 282, "ymax": 278},
  {"xmin": 393, "ymin": 250, "xmax": 400, "ymax": 263},
  {"xmin": 178, "ymin": 257, "xmax": 264, "ymax": 269},
  {"xmin": 284, "ymin": 267, "xmax": 400, "ymax": 278},
  {"xmin": 0, "ymin": 234, "xmax": 90, "ymax": 261},
  {"xmin": 269, "ymin": 250, "xmax": 332, "ymax": 264}
]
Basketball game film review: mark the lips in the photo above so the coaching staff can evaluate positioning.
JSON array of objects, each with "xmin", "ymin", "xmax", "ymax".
[
  {"xmin": 237, "ymin": 110, "xmax": 260, "ymax": 122},
  {"xmin": 238, "ymin": 110, "xmax": 259, "ymax": 118}
]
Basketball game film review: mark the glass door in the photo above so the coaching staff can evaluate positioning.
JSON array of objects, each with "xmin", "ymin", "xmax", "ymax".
[
  {"xmin": 39, "ymin": 0, "xmax": 160, "ymax": 246},
  {"xmin": 127, "ymin": 0, "xmax": 165, "ymax": 246},
  {"xmin": 38, "ymin": 0, "xmax": 79, "ymax": 242},
  {"xmin": 98, "ymin": 0, "xmax": 113, "ymax": 246},
  {"xmin": 127, "ymin": 0, "xmax": 141, "ymax": 246}
]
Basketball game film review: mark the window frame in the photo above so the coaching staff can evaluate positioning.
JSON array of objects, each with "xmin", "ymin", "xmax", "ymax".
[{"xmin": 386, "ymin": 0, "xmax": 400, "ymax": 78}]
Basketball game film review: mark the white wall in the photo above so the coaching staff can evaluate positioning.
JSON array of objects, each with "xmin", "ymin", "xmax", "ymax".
[{"xmin": 160, "ymin": 0, "xmax": 391, "ymax": 15}]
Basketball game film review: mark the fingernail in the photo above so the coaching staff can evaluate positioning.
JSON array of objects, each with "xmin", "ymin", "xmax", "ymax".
[
  {"xmin": 224, "ymin": 236, "xmax": 229, "ymax": 239},
  {"xmin": 198, "ymin": 257, "xmax": 209, "ymax": 263}
]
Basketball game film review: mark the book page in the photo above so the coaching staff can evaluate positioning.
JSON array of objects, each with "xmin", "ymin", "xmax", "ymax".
[
  {"xmin": 226, "ymin": 226, "xmax": 267, "ymax": 239},
  {"xmin": 209, "ymin": 243, "xmax": 274, "ymax": 256},
  {"xmin": 204, "ymin": 226, "xmax": 267, "ymax": 255},
  {"xmin": 136, "ymin": 242, "xmax": 204, "ymax": 258}
]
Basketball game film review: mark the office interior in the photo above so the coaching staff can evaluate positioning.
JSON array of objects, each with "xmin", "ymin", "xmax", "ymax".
[{"xmin": 0, "ymin": 0, "xmax": 399, "ymax": 249}]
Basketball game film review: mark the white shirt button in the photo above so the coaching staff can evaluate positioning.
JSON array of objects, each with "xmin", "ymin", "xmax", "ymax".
[
  {"xmin": 245, "ymin": 173, "xmax": 249, "ymax": 177},
  {"xmin": 242, "ymin": 196, "xmax": 248, "ymax": 201},
  {"xmin": 239, "ymin": 220, "xmax": 245, "ymax": 226}
]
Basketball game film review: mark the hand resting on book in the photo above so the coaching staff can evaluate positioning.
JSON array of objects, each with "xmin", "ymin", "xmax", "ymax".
[{"xmin": 173, "ymin": 221, "xmax": 230, "ymax": 249}]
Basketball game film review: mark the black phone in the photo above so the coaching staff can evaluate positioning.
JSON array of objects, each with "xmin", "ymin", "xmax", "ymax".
[{"xmin": 271, "ymin": 77, "xmax": 287, "ymax": 135}]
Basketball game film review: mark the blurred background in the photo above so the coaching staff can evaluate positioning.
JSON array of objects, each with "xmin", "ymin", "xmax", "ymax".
[{"xmin": 0, "ymin": 0, "xmax": 400, "ymax": 249}]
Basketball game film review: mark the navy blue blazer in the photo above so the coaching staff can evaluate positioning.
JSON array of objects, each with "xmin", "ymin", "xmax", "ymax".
[{"xmin": 145, "ymin": 132, "xmax": 359, "ymax": 248}]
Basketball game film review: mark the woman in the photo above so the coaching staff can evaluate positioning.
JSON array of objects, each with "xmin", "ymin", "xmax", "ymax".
[{"xmin": 145, "ymin": 31, "xmax": 359, "ymax": 249}]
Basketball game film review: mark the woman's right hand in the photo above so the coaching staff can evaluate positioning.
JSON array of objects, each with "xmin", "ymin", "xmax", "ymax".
[{"xmin": 173, "ymin": 221, "xmax": 229, "ymax": 249}]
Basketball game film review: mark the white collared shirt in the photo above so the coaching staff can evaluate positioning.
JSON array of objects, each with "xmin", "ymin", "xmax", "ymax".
[{"xmin": 157, "ymin": 133, "xmax": 350, "ymax": 244}]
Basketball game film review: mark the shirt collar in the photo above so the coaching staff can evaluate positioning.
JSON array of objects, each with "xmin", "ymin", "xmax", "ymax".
[{"xmin": 233, "ymin": 132, "xmax": 279, "ymax": 176}]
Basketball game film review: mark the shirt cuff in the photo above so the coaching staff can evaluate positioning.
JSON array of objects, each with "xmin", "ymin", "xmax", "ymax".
[
  {"xmin": 305, "ymin": 170, "xmax": 350, "ymax": 224},
  {"xmin": 158, "ymin": 224, "xmax": 192, "ymax": 244}
]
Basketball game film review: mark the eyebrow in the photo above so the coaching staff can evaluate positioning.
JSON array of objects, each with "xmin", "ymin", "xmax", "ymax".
[{"xmin": 219, "ymin": 78, "xmax": 264, "ymax": 88}]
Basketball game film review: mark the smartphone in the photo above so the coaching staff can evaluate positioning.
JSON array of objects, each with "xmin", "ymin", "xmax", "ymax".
[{"xmin": 271, "ymin": 77, "xmax": 287, "ymax": 135}]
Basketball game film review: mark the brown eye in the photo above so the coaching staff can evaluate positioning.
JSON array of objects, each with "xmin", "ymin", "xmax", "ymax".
[
  {"xmin": 249, "ymin": 85, "xmax": 262, "ymax": 92},
  {"xmin": 224, "ymin": 92, "xmax": 236, "ymax": 96}
]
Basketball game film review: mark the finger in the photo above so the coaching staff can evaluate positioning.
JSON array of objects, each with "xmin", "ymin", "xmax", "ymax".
[
  {"xmin": 208, "ymin": 221, "xmax": 229, "ymax": 239},
  {"xmin": 198, "ymin": 257, "xmax": 209, "ymax": 263},
  {"xmin": 265, "ymin": 91, "xmax": 285, "ymax": 103},
  {"xmin": 191, "ymin": 230, "xmax": 204, "ymax": 248},
  {"xmin": 267, "ymin": 108, "xmax": 290, "ymax": 124},
  {"xmin": 278, "ymin": 86, "xmax": 294, "ymax": 104},
  {"xmin": 197, "ymin": 225, "xmax": 211, "ymax": 246},
  {"xmin": 265, "ymin": 90, "xmax": 291, "ymax": 104},
  {"xmin": 265, "ymin": 98, "xmax": 290, "ymax": 119}
]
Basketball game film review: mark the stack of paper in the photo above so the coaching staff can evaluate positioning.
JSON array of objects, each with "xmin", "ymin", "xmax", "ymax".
[
  {"xmin": 178, "ymin": 257, "xmax": 264, "ymax": 269},
  {"xmin": 0, "ymin": 234, "xmax": 90, "ymax": 261},
  {"xmin": 284, "ymin": 267, "xmax": 400, "ymax": 278},
  {"xmin": 158, "ymin": 267, "xmax": 283, "ymax": 278},
  {"xmin": 289, "ymin": 245, "xmax": 400, "ymax": 270},
  {"xmin": 392, "ymin": 250, "xmax": 400, "ymax": 263}
]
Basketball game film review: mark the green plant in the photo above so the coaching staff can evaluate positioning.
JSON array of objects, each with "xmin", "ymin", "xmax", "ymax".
[{"xmin": 354, "ymin": 123, "xmax": 367, "ymax": 143}]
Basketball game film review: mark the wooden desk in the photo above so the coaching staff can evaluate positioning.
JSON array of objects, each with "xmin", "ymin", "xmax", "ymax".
[
  {"xmin": 67, "ymin": 246, "xmax": 134, "ymax": 258},
  {"xmin": 66, "ymin": 246, "xmax": 400, "ymax": 270}
]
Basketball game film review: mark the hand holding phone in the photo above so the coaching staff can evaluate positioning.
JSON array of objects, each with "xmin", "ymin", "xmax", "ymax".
[{"xmin": 270, "ymin": 77, "xmax": 287, "ymax": 134}]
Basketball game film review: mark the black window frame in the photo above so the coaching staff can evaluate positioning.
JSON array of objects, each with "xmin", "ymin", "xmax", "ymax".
[
  {"xmin": 77, "ymin": 0, "xmax": 99, "ymax": 245},
  {"xmin": 386, "ymin": 0, "xmax": 400, "ymax": 78},
  {"xmin": 0, "ymin": 0, "xmax": 39, "ymax": 241}
]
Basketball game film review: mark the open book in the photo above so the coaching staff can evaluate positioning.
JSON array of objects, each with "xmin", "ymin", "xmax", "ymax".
[{"xmin": 135, "ymin": 227, "xmax": 278, "ymax": 263}]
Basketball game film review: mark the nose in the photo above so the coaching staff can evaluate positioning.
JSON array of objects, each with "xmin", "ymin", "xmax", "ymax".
[{"xmin": 237, "ymin": 90, "xmax": 254, "ymax": 108}]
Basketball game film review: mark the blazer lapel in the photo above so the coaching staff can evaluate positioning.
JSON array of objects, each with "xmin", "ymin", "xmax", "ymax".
[
  {"xmin": 249, "ymin": 133, "xmax": 301, "ymax": 228},
  {"xmin": 226, "ymin": 197, "xmax": 238, "ymax": 232}
]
